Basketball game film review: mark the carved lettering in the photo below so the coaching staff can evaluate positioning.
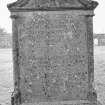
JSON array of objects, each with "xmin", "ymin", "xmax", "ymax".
[{"xmin": 18, "ymin": 12, "xmax": 88, "ymax": 102}]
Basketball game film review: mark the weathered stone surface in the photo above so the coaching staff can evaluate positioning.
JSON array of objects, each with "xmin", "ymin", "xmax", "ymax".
[
  {"xmin": 7, "ymin": 0, "xmax": 98, "ymax": 11},
  {"xmin": 22, "ymin": 100, "xmax": 96, "ymax": 105},
  {"xmin": 8, "ymin": 0, "xmax": 98, "ymax": 105},
  {"xmin": 17, "ymin": 12, "xmax": 89, "ymax": 103}
]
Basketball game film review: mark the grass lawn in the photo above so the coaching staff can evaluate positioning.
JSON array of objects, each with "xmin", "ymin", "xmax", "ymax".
[
  {"xmin": 0, "ymin": 47, "xmax": 105, "ymax": 105},
  {"xmin": 0, "ymin": 49, "xmax": 13, "ymax": 105},
  {"xmin": 94, "ymin": 46, "xmax": 105, "ymax": 105}
]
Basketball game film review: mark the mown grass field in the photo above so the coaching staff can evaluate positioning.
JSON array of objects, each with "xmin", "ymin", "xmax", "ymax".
[
  {"xmin": 94, "ymin": 46, "xmax": 105, "ymax": 105},
  {"xmin": 0, "ymin": 47, "xmax": 105, "ymax": 105},
  {"xmin": 0, "ymin": 49, "xmax": 13, "ymax": 105}
]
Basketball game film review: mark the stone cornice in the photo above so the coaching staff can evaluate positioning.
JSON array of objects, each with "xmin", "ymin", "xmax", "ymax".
[{"xmin": 7, "ymin": 0, "xmax": 98, "ymax": 12}]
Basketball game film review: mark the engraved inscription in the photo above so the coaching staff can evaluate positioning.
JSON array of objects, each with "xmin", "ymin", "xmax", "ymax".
[{"xmin": 18, "ymin": 12, "xmax": 88, "ymax": 102}]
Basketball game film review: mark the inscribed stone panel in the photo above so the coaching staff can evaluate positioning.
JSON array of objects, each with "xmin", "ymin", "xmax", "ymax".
[{"xmin": 18, "ymin": 12, "xmax": 88, "ymax": 103}]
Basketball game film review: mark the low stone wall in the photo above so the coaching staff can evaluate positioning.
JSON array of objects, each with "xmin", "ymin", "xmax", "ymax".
[{"xmin": 0, "ymin": 34, "xmax": 12, "ymax": 48}]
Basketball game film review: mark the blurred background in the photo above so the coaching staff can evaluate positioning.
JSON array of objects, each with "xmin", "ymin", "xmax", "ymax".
[{"xmin": 0, "ymin": 0, "xmax": 105, "ymax": 105}]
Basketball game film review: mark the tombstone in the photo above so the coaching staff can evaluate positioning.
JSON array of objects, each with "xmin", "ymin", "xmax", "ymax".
[
  {"xmin": 8, "ymin": 0, "xmax": 98, "ymax": 105},
  {"xmin": 98, "ymin": 35, "xmax": 105, "ymax": 46},
  {"xmin": 94, "ymin": 38, "xmax": 98, "ymax": 46},
  {"xmin": 94, "ymin": 34, "xmax": 105, "ymax": 46}
]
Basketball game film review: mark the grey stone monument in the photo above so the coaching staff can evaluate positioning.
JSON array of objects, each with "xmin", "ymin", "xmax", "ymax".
[{"xmin": 8, "ymin": 0, "xmax": 98, "ymax": 105}]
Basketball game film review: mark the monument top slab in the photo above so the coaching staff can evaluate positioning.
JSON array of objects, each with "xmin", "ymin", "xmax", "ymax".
[{"xmin": 8, "ymin": 0, "xmax": 98, "ymax": 12}]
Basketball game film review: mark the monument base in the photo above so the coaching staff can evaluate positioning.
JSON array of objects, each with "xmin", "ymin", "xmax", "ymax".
[{"xmin": 22, "ymin": 100, "xmax": 97, "ymax": 105}]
